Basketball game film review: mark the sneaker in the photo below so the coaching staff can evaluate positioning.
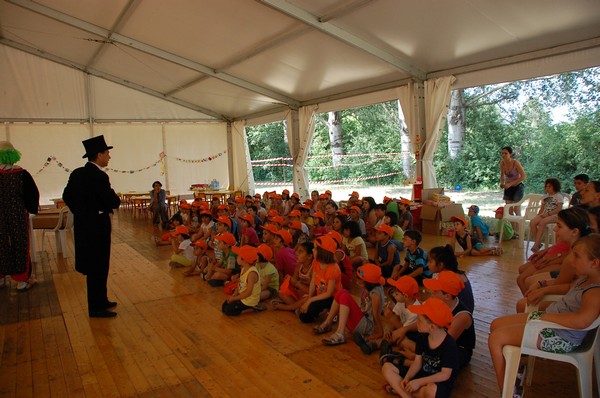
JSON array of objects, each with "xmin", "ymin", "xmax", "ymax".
[{"xmin": 353, "ymin": 331, "xmax": 374, "ymax": 355}]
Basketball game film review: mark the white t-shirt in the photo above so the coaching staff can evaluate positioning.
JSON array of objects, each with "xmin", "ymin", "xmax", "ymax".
[
  {"xmin": 392, "ymin": 299, "xmax": 420, "ymax": 326},
  {"xmin": 178, "ymin": 239, "xmax": 195, "ymax": 262}
]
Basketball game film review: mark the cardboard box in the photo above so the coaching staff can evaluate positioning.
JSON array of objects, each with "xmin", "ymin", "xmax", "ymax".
[
  {"xmin": 421, "ymin": 188, "xmax": 444, "ymax": 201},
  {"xmin": 419, "ymin": 203, "xmax": 465, "ymax": 235}
]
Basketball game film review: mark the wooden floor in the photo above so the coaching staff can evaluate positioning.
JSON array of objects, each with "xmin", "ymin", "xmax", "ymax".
[{"xmin": 0, "ymin": 209, "xmax": 597, "ymax": 397}]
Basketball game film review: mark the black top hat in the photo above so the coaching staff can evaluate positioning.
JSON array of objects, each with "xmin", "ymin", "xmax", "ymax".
[{"xmin": 82, "ymin": 135, "xmax": 113, "ymax": 158}]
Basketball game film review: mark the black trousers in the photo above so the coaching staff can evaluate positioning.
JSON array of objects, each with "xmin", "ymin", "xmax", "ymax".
[{"xmin": 299, "ymin": 297, "xmax": 334, "ymax": 323}]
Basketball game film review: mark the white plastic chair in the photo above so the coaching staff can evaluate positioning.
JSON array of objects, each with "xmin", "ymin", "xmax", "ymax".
[
  {"xmin": 544, "ymin": 193, "xmax": 572, "ymax": 247},
  {"xmin": 499, "ymin": 194, "xmax": 544, "ymax": 248},
  {"xmin": 502, "ymin": 314, "xmax": 600, "ymax": 398},
  {"xmin": 40, "ymin": 206, "xmax": 73, "ymax": 257}
]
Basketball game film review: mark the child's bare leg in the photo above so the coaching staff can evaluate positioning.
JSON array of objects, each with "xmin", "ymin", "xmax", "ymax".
[
  {"xmin": 488, "ymin": 323, "xmax": 526, "ymax": 392},
  {"xmin": 260, "ymin": 289, "xmax": 272, "ymax": 301},
  {"xmin": 273, "ymin": 296, "xmax": 305, "ymax": 311},
  {"xmin": 211, "ymin": 270, "xmax": 229, "ymax": 281},
  {"xmin": 517, "ymin": 265, "xmax": 537, "ymax": 294},
  {"xmin": 518, "ymin": 261, "xmax": 533, "ymax": 274},
  {"xmin": 490, "ymin": 313, "xmax": 529, "ymax": 332},
  {"xmin": 381, "ymin": 363, "xmax": 405, "ymax": 396},
  {"xmin": 524, "ymin": 272, "xmax": 552, "ymax": 293}
]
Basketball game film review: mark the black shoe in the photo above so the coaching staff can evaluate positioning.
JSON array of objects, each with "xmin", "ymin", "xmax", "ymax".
[
  {"xmin": 89, "ymin": 310, "xmax": 117, "ymax": 318},
  {"xmin": 208, "ymin": 279, "xmax": 225, "ymax": 287},
  {"xmin": 353, "ymin": 331, "xmax": 374, "ymax": 355},
  {"xmin": 380, "ymin": 339, "xmax": 392, "ymax": 356},
  {"xmin": 104, "ymin": 301, "xmax": 117, "ymax": 309}
]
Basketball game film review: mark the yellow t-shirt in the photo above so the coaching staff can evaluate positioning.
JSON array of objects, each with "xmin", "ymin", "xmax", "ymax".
[{"xmin": 240, "ymin": 266, "xmax": 261, "ymax": 307}]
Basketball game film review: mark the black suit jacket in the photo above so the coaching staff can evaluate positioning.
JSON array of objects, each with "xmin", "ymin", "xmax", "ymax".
[{"xmin": 63, "ymin": 162, "xmax": 120, "ymax": 274}]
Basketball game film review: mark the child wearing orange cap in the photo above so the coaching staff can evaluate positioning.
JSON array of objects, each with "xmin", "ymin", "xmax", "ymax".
[
  {"xmin": 373, "ymin": 224, "xmax": 400, "ymax": 278},
  {"xmin": 252, "ymin": 244, "xmax": 279, "ymax": 301},
  {"xmin": 239, "ymin": 214, "xmax": 260, "ymax": 247},
  {"xmin": 183, "ymin": 240, "xmax": 211, "ymax": 277},
  {"xmin": 380, "ymin": 276, "xmax": 420, "ymax": 357},
  {"xmin": 299, "ymin": 236, "xmax": 342, "ymax": 324},
  {"xmin": 287, "ymin": 220, "xmax": 309, "ymax": 249},
  {"xmin": 310, "ymin": 212, "xmax": 329, "ymax": 239},
  {"xmin": 397, "ymin": 198, "xmax": 413, "ymax": 231},
  {"xmin": 450, "ymin": 216, "xmax": 500, "ymax": 256},
  {"xmin": 273, "ymin": 242, "xmax": 314, "ymax": 312},
  {"xmin": 492, "ymin": 206, "xmax": 514, "ymax": 241},
  {"xmin": 206, "ymin": 232, "xmax": 238, "ymax": 286},
  {"xmin": 382, "ymin": 297, "xmax": 458, "ymax": 397},
  {"xmin": 428, "ymin": 245, "xmax": 474, "ymax": 314},
  {"xmin": 169, "ymin": 226, "xmax": 195, "ymax": 268},
  {"xmin": 272, "ymin": 229, "xmax": 298, "ymax": 282},
  {"xmin": 222, "ymin": 245, "xmax": 261, "ymax": 316},
  {"xmin": 324, "ymin": 200, "xmax": 339, "ymax": 229},
  {"xmin": 348, "ymin": 205, "xmax": 367, "ymax": 236},
  {"xmin": 315, "ymin": 263, "xmax": 385, "ymax": 354},
  {"xmin": 420, "ymin": 271, "xmax": 475, "ymax": 369}
]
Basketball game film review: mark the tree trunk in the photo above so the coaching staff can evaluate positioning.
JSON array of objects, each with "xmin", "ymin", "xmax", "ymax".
[
  {"xmin": 398, "ymin": 101, "xmax": 412, "ymax": 178},
  {"xmin": 328, "ymin": 111, "xmax": 343, "ymax": 166},
  {"xmin": 448, "ymin": 89, "xmax": 466, "ymax": 159}
]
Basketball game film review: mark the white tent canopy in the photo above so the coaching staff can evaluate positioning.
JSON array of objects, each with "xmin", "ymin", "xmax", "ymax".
[{"xmin": 1, "ymin": 0, "xmax": 599, "ymax": 201}]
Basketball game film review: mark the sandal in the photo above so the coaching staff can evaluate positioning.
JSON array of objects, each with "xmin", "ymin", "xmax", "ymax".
[
  {"xmin": 382, "ymin": 384, "xmax": 399, "ymax": 395},
  {"xmin": 313, "ymin": 323, "xmax": 332, "ymax": 335},
  {"xmin": 17, "ymin": 279, "xmax": 36, "ymax": 292},
  {"xmin": 531, "ymin": 243, "xmax": 543, "ymax": 253},
  {"xmin": 322, "ymin": 332, "xmax": 346, "ymax": 346}
]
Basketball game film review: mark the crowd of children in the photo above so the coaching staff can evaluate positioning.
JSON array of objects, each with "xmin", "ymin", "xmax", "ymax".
[{"xmin": 150, "ymin": 175, "xmax": 600, "ymax": 397}]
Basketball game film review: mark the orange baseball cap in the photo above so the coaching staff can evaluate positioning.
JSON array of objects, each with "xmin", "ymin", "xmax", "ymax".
[
  {"xmin": 450, "ymin": 216, "xmax": 468, "ymax": 226},
  {"xmin": 356, "ymin": 263, "xmax": 385, "ymax": 285},
  {"xmin": 171, "ymin": 225, "xmax": 189, "ymax": 236},
  {"xmin": 289, "ymin": 210, "xmax": 301, "ymax": 217},
  {"xmin": 383, "ymin": 196, "xmax": 393, "ymax": 204},
  {"xmin": 300, "ymin": 205, "xmax": 311, "ymax": 211},
  {"xmin": 495, "ymin": 206, "xmax": 504, "ymax": 213},
  {"xmin": 304, "ymin": 199, "xmax": 314, "ymax": 206},
  {"xmin": 217, "ymin": 204, "xmax": 229, "ymax": 211},
  {"xmin": 288, "ymin": 220, "xmax": 303, "ymax": 230},
  {"xmin": 408, "ymin": 297, "xmax": 454, "ymax": 328},
  {"xmin": 267, "ymin": 209, "xmax": 279, "ymax": 217},
  {"xmin": 423, "ymin": 271, "xmax": 465, "ymax": 296},
  {"xmin": 272, "ymin": 229, "xmax": 292, "ymax": 245},
  {"xmin": 282, "ymin": 189, "xmax": 290, "ymax": 195},
  {"xmin": 375, "ymin": 224, "xmax": 393, "ymax": 237},
  {"xmin": 387, "ymin": 276, "xmax": 419, "ymax": 298},
  {"xmin": 349, "ymin": 206, "xmax": 361, "ymax": 214},
  {"xmin": 254, "ymin": 193, "xmax": 262, "ymax": 198},
  {"xmin": 291, "ymin": 193, "xmax": 300, "ymax": 199},
  {"xmin": 217, "ymin": 216, "xmax": 232, "ymax": 229},
  {"xmin": 234, "ymin": 197, "xmax": 244, "ymax": 203},
  {"xmin": 194, "ymin": 240, "xmax": 208, "ymax": 249},
  {"xmin": 337, "ymin": 208, "xmax": 349, "ymax": 216},
  {"xmin": 180, "ymin": 199, "xmax": 188, "ymax": 205},
  {"xmin": 398, "ymin": 198, "xmax": 411, "ymax": 205},
  {"xmin": 200, "ymin": 210, "xmax": 212, "ymax": 217},
  {"xmin": 271, "ymin": 216, "xmax": 285, "ymax": 226},
  {"xmin": 328, "ymin": 230, "xmax": 343, "ymax": 246},
  {"xmin": 313, "ymin": 211, "xmax": 325, "ymax": 220},
  {"xmin": 232, "ymin": 245, "xmax": 258, "ymax": 264},
  {"xmin": 315, "ymin": 235, "xmax": 337, "ymax": 254},
  {"xmin": 214, "ymin": 232, "xmax": 237, "ymax": 246},
  {"xmin": 180, "ymin": 202, "xmax": 191, "ymax": 209},
  {"xmin": 256, "ymin": 244, "xmax": 273, "ymax": 261},
  {"xmin": 349, "ymin": 191, "xmax": 359, "ymax": 197},
  {"xmin": 239, "ymin": 214, "xmax": 254, "ymax": 224},
  {"xmin": 319, "ymin": 193, "xmax": 328, "ymax": 200},
  {"xmin": 260, "ymin": 224, "xmax": 280, "ymax": 234},
  {"xmin": 191, "ymin": 201, "xmax": 203, "ymax": 208}
]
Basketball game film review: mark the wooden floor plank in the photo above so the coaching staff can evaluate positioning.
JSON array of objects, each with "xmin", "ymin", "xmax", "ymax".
[{"xmin": 0, "ymin": 209, "xmax": 597, "ymax": 397}]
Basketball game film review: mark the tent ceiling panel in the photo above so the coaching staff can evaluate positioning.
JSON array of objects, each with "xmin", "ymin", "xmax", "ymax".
[
  {"xmin": 1, "ymin": 0, "xmax": 599, "ymax": 122},
  {"xmin": 227, "ymin": 29, "xmax": 407, "ymax": 101},
  {"xmin": 91, "ymin": 77, "xmax": 216, "ymax": 121},
  {"xmin": 90, "ymin": 44, "xmax": 202, "ymax": 94},
  {"xmin": 176, "ymin": 78, "xmax": 282, "ymax": 120},
  {"xmin": 118, "ymin": 0, "xmax": 302, "ymax": 69},
  {"xmin": 35, "ymin": 0, "xmax": 131, "ymax": 30},
  {"xmin": 0, "ymin": 1, "xmax": 104, "ymax": 65}
]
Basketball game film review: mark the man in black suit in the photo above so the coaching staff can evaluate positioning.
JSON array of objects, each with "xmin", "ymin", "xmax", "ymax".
[{"xmin": 63, "ymin": 135, "xmax": 121, "ymax": 318}]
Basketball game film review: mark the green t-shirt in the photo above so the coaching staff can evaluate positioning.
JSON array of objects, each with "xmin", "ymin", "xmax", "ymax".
[
  {"xmin": 497, "ymin": 219, "xmax": 514, "ymax": 241},
  {"xmin": 258, "ymin": 262, "xmax": 279, "ymax": 291}
]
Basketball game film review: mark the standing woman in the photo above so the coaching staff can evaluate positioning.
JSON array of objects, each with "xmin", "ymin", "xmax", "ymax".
[
  {"xmin": 499, "ymin": 146, "xmax": 526, "ymax": 215},
  {"xmin": 0, "ymin": 141, "xmax": 40, "ymax": 291},
  {"xmin": 149, "ymin": 181, "xmax": 168, "ymax": 228}
]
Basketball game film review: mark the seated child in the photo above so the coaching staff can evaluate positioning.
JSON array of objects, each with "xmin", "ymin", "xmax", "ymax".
[
  {"xmin": 467, "ymin": 205, "xmax": 489, "ymax": 241},
  {"xmin": 493, "ymin": 206, "xmax": 514, "ymax": 241},
  {"xmin": 428, "ymin": 245, "xmax": 475, "ymax": 314},
  {"xmin": 570, "ymin": 173, "xmax": 589, "ymax": 206},
  {"xmin": 191, "ymin": 210, "xmax": 214, "ymax": 242},
  {"xmin": 381, "ymin": 297, "xmax": 458, "ymax": 397},
  {"xmin": 314, "ymin": 263, "xmax": 385, "ymax": 354},
  {"xmin": 328, "ymin": 230, "xmax": 353, "ymax": 290},
  {"xmin": 342, "ymin": 220, "xmax": 368, "ymax": 269},
  {"xmin": 397, "ymin": 198, "xmax": 413, "ymax": 231},
  {"xmin": 450, "ymin": 216, "xmax": 500, "ymax": 257},
  {"xmin": 221, "ymin": 245, "xmax": 261, "ymax": 316},
  {"xmin": 384, "ymin": 211, "xmax": 405, "ymax": 244},
  {"xmin": 256, "ymin": 244, "xmax": 279, "ymax": 301},
  {"xmin": 373, "ymin": 224, "xmax": 400, "ymax": 278},
  {"xmin": 205, "ymin": 232, "xmax": 238, "ymax": 287},
  {"xmin": 393, "ymin": 230, "xmax": 431, "ymax": 285},
  {"xmin": 273, "ymin": 242, "xmax": 314, "ymax": 311},
  {"xmin": 299, "ymin": 236, "xmax": 343, "ymax": 324},
  {"xmin": 169, "ymin": 226, "xmax": 195, "ymax": 268},
  {"xmin": 183, "ymin": 240, "xmax": 211, "ymax": 277},
  {"xmin": 488, "ymin": 234, "xmax": 600, "ymax": 393},
  {"xmin": 529, "ymin": 178, "xmax": 564, "ymax": 252},
  {"xmin": 378, "ymin": 276, "xmax": 420, "ymax": 365},
  {"xmin": 272, "ymin": 229, "xmax": 298, "ymax": 281},
  {"xmin": 239, "ymin": 214, "xmax": 260, "ymax": 247},
  {"xmin": 311, "ymin": 212, "xmax": 329, "ymax": 238}
]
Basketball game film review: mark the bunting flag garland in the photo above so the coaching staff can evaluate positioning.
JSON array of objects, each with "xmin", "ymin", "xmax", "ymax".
[
  {"xmin": 33, "ymin": 150, "xmax": 227, "ymax": 176},
  {"xmin": 255, "ymin": 171, "xmax": 405, "ymax": 185}
]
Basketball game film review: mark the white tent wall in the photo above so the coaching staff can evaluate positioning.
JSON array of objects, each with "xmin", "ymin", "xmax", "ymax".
[{"xmin": 1, "ymin": 122, "xmax": 228, "ymax": 205}]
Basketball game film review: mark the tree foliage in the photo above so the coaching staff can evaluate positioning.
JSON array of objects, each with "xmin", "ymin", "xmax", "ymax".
[{"xmin": 247, "ymin": 67, "xmax": 599, "ymax": 193}]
